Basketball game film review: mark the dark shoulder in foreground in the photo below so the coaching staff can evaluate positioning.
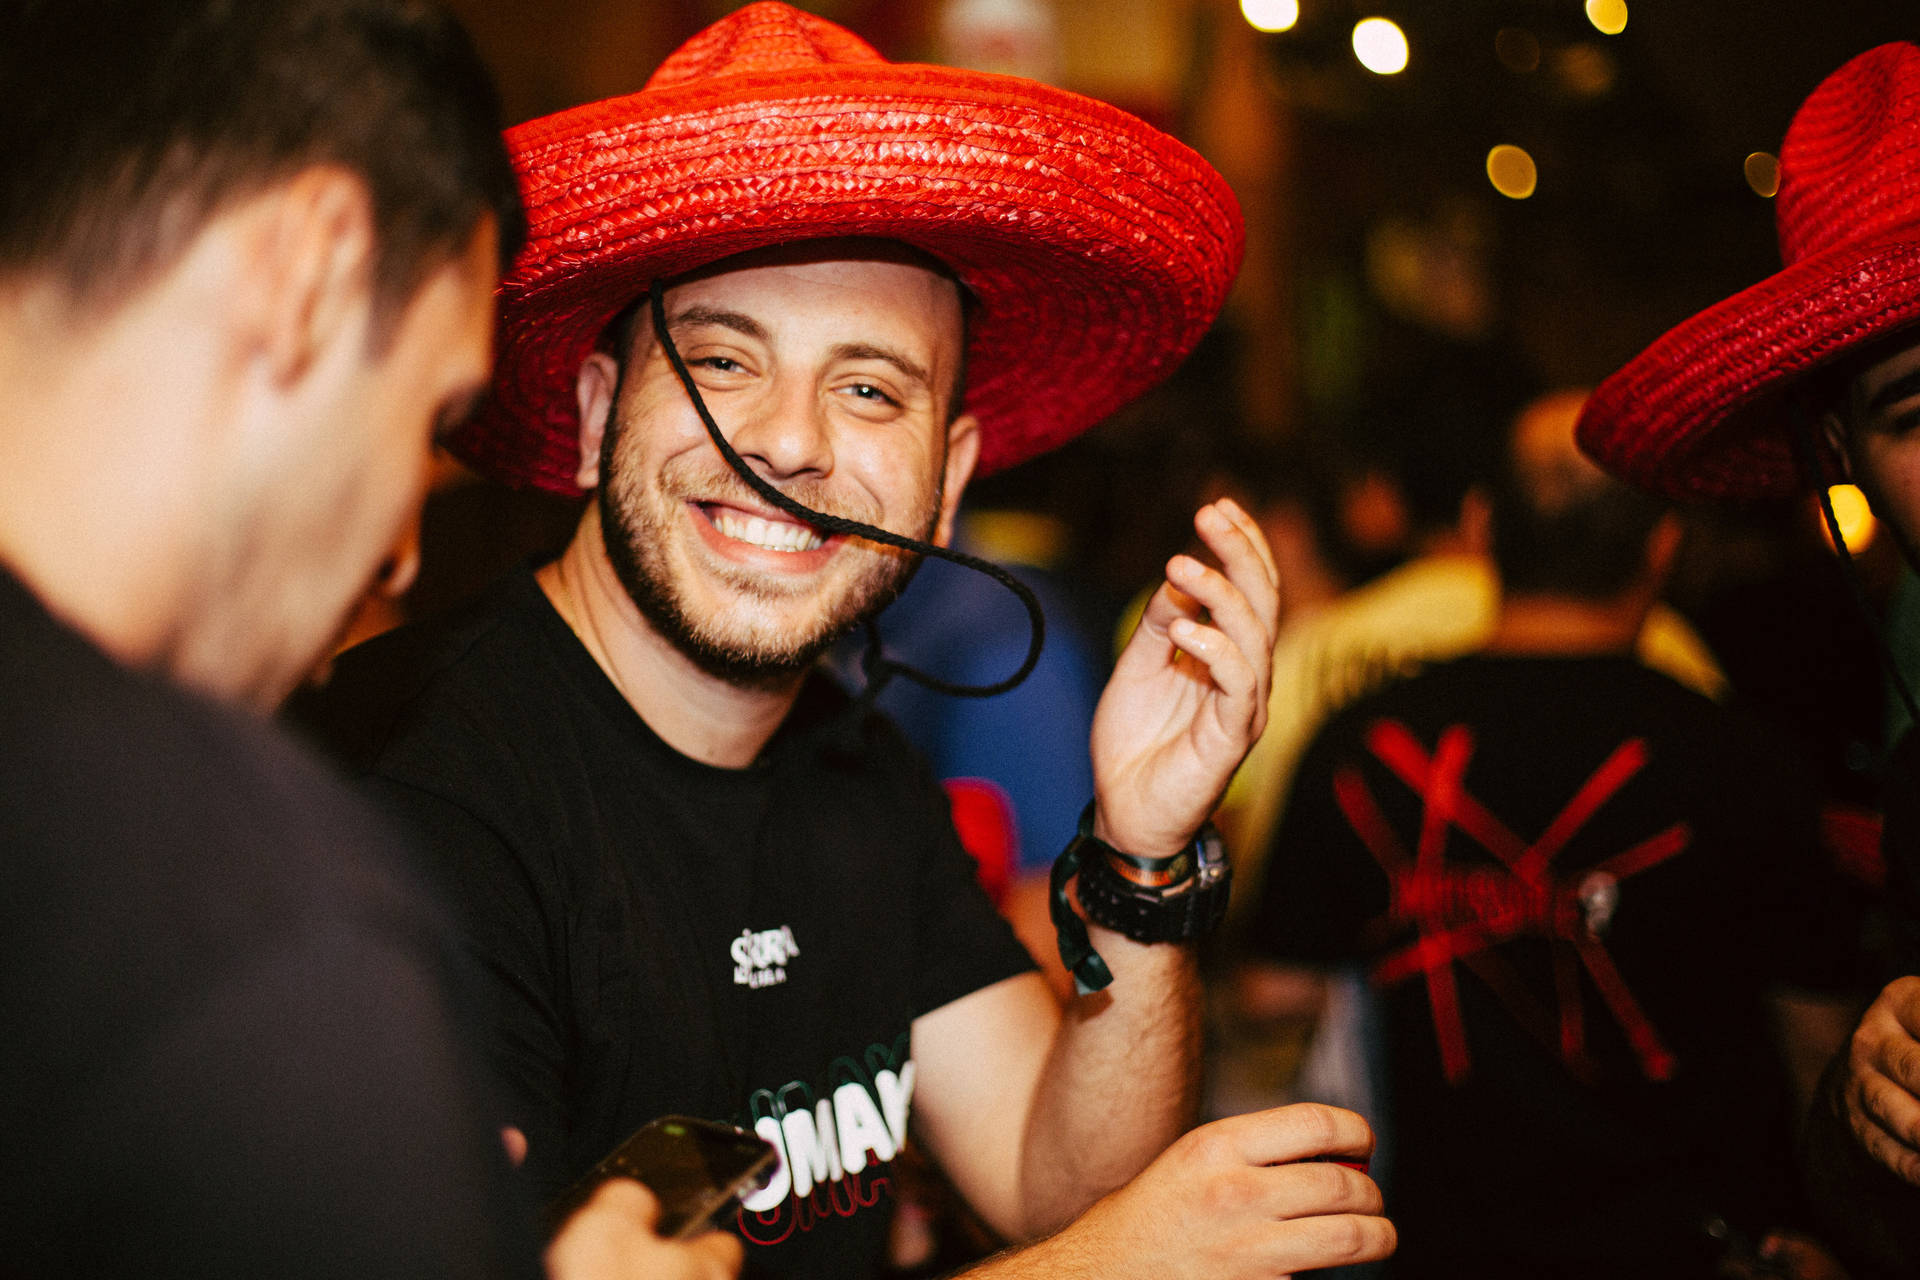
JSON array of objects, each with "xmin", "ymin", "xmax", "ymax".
[
  {"xmin": 0, "ymin": 570, "xmax": 537, "ymax": 1279},
  {"xmin": 289, "ymin": 570, "xmax": 557, "ymax": 773}
]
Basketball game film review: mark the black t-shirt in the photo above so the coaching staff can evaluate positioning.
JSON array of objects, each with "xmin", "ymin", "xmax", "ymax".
[
  {"xmin": 1249, "ymin": 654, "xmax": 1860, "ymax": 1279},
  {"xmin": 299, "ymin": 569, "xmax": 1036, "ymax": 1280},
  {"xmin": 1878, "ymin": 729, "xmax": 1920, "ymax": 976},
  {"xmin": 0, "ymin": 568, "xmax": 538, "ymax": 1278}
]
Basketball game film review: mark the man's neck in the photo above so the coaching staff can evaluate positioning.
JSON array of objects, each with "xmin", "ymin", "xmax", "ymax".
[
  {"xmin": 1484, "ymin": 592, "xmax": 1646, "ymax": 657},
  {"xmin": 0, "ymin": 285, "xmax": 213, "ymax": 675},
  {"xmin": 537, "ymin": 511, "xmax": 803, "ymax": 769}
]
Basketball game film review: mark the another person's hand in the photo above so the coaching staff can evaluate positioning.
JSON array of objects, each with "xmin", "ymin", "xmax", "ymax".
[
  {"xmin": 545, "ymin": 1179, "xmax": 744, "ymax": 1280},
  {"xmin": 1832, "ymin": 975, "xmax": 1920, "ymax": 1185},
  {"xmin": 1039, "ymin": 1104, "xmax": 1394, "ymax": 1279},
  {"xmin": 1091, "ymin": 498, "xmax": 1280, "ymax": 858}
]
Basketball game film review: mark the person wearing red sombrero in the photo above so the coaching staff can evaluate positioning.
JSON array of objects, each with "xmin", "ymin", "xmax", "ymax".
[
  {"xmin": 300, "ymin": 4, "xmax": 1393, "ymax": 1278},
  {"xmin": 1580, "ymin": 41, "xmax": 1920, "ymax": 1278}
]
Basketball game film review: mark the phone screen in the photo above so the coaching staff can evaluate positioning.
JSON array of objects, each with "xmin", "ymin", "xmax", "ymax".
[{"xmin": 545, "ymin": 1116, "xmax": 778, "ymax": 1239}]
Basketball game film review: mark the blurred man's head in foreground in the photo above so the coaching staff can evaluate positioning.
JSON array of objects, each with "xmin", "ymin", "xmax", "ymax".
[{"xmin": 0, "ymin": 0, "xmax": 523, "ymax": 707}]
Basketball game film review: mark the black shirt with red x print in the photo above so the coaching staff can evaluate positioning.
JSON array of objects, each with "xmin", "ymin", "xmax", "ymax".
[{"xmin": 1250, "ymin": 653, "xmax": 1863, "ymax": 1280}]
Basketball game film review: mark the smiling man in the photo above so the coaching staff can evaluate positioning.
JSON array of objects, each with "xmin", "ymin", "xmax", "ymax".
[
  {"xmin": 300, "ymin": 4, "xmax": 1394, "ymax": 1278},
  {"xmin": 1577, "ymin": 41, "xmax": 1920, "ymax": 1278}
]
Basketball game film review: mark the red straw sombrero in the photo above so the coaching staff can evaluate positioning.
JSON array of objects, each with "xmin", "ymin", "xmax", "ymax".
[
  {"xmin": 453, "ymin": 1, "xmax": 1244, "ymax": 495},
  {"xmin": 1578, "ymin": 42, "xmax": 1920, "ymax": 501}
]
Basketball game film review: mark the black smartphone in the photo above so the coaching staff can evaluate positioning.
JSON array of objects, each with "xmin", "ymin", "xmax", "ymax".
[{"xmin": 544, "ymin": 1116, "xmax": 778, "ymax": 1239}]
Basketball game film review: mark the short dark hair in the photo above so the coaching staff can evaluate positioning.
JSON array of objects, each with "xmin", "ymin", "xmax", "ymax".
[
  {"xmin": 1491, "ymin": 418, "xmax": 1668, "ymax": 600},
  {"xmin": 1, "ymin": 0, "xmax": 525, "ymax": 337}
]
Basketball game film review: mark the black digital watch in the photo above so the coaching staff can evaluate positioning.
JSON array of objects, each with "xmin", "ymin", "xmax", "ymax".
[{"xmin": 1049, "ymin": 803, "xmax": 1232, "ymax": 994}]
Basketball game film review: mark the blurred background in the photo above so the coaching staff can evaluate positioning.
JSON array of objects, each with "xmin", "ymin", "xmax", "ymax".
[
  {"xmin": 350, "ymin": 9, "xmax": 1920, "ymax": 1271},
  {"xmin": 389, "ymin": 0, "xmax": 1913, "ymax": 628},
  {"xmin": 363, "ymin": 0, "xmax": 1920, "ymax": 893}
]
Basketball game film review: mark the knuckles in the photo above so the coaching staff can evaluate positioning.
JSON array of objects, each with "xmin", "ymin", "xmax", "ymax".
[{"xmin": 1282, "ymin": 1101, "xmax": 1352, "ymax": 1155}]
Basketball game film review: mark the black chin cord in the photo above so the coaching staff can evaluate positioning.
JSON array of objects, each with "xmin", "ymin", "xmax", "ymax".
[
  {"xmin": 646, "ymin": 280, "xmax": 1045, "ymax": 714},
  {"xmin": 1789, "ymin": 413, "xmax": 1920, "ymax": 730}
]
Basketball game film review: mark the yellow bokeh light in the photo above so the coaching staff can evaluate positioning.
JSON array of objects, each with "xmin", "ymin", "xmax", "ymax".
[
  {"xmin": 1744, "ymin": 151, "xmax": 1781, "ymax": 198},
  {"xmin": 1827, "ymin": 484, "xmax": 1878, "ymax": 554},
  {"xmin": 1241, "ymin": 0, "xmax": 1300, "ymax": 34},
  {"xmin": 1585, "ymin": 0, "xmax": 1628, "ymax": 35},
  {"xmin": 1486, "ymin": 144, "xmax": 1538, "ymax": 199},
  {"xmin": 1352, "ymin": 17, "xmax": 1409, "ymax": 75}
]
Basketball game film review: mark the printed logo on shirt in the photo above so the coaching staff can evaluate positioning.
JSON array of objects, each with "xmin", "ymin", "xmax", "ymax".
[
  {"xmin": 734, "ymin": 1036, "xmax": 914, "ymax": 1247},
  {"xmin": 1337, "ymin": 718, "xmax": 1690, "ymax": 1086},
  {"xmin": 732, "ymin": 924, "xmax": 800, "ymax": 989}
]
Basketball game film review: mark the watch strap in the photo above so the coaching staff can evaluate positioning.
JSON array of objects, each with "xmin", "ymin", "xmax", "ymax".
[{"xmin": 1048, "ymin": 803, "xmax": 1231, "ymax": 994}]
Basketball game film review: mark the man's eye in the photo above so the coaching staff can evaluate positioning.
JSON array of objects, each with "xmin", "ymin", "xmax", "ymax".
[
  {"xmin": 847, "ymin": 383, "xmax": 897, "ymax": 405},
  {"xmin": 697, "ymin": 356, "xmax": 741, "ymax": 373}
]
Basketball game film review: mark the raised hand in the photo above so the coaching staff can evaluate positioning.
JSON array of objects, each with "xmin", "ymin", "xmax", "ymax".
[{"xmin": 1091, "ymin": 497, "xmax": 1280, "ymax": 857}]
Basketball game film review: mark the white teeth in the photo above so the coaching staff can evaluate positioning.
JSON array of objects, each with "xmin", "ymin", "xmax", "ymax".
[{"xmin": 711, "ymin": 509, "xmax": 825, "ymax": 553}]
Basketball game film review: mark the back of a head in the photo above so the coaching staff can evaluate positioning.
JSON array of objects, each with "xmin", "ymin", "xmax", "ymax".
[
  {"xmin": 1492, "ymin": 389, "xmax": 1669, "ymax": 600},
  {"xmin": 0, "ymin": 0, "xmax": 524, "ymax": 333},
  {"xmin": 1342, "ymin": 344, "xmax": 1538, "ymax": 542}
]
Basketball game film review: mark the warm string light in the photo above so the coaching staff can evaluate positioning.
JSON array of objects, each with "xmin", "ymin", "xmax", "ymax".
[
  {"xmin": 1486, "ymin": 145, "xmax": 1537, "ymax": 199},
  {"xmin": 1585, "ymin": 0, "xmax": 1628, "ymax": 36},
  {"xmin": 1827, "ymin": 485, "xmax": 1879, "ymax": 554},
  {"xmin": 1352, "ymin": 17, "xmax": 1408, "ymax": 75},
  {"xmin": 1240, "ymin": 0, "xmax": 1299, "ymax": 34}
]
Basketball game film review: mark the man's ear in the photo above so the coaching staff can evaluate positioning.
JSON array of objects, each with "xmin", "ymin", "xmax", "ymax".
[
  {"xmin": 573, "ymin": 351, "xmax": 620, "ymax": 491},
  {"xmin": 932, "ymin": 413, "xmax": 982, "ymax": 548},
  {"xmin": 248, "ymin": 167, "xmax": 377, "ymax": 387}
]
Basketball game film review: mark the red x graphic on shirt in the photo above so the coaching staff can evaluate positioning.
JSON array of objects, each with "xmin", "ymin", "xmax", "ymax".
[{"xmin": 1332, "ymin": 718, "xmax": 1690, "ymax": 1085}]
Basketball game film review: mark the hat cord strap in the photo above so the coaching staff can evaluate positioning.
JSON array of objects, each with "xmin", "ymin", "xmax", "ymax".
[
  {"xmin": 1789, "ymin": 412, "xmax": 1920, "ymax": 730},
  {"xmin": 645, "ymin": 279, "xmax": 1045, "ymax": 704}
]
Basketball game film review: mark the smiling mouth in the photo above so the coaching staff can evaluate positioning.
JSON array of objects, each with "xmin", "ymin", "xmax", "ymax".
[{"xmin": 699, "ymin": 503, "xmax": 827, "ymax": 553}]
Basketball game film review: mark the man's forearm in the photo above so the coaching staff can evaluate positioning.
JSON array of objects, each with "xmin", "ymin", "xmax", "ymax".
[
  {"xmin": 963, "ymin": 1105, "xmax": 1395, "ymax": 1280},
  {"xmin": 1013, "ymin": 929, "xmax": 1201, "ymax": 1237}
]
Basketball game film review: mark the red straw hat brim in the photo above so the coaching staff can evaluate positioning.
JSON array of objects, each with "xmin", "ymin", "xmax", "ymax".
[
  {"xmin": 1578, "ymin": 231, "xmax": 1920, "ymax": 501},
  {"xmin": 454, "ymin": 63, "xmax": 1245, "ymax": 495}
]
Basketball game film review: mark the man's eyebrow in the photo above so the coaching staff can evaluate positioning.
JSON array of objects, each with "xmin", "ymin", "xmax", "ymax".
[
  {"xmin": 667, "ymin": 305, "xmax": 769, "ymax": 343},
  {"xmin": 1867, "ymin": 367, "xmax": 1920, "ymax": 415},
  {"xmin": 829, "ymin": 341, "xmax": 932, "ymax": 390}
]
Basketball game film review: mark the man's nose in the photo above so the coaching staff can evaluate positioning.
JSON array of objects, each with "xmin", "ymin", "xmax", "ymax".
[{"xmin": 725, "ymin": 381, "xmax": 833, "ymax": 481}]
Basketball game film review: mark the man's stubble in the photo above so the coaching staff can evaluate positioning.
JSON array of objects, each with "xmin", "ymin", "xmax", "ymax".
[{"xmin": 595, "ymin": 397, "xmax": 939, "ymax": 689}]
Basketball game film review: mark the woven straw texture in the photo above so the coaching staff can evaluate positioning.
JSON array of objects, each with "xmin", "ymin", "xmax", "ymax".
[
  {"xmin": 1578, "ymin": 42, "xmax": 1920, "ymax": 501},
  {"xmin": 455, "ymin": 1, "xmax": 1245, "ymax": 495}
]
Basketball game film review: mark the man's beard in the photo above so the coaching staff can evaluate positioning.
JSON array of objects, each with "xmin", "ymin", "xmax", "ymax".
[{"xmin": 598, "ymin": 418, "xmax": 937, "ymax": 688}]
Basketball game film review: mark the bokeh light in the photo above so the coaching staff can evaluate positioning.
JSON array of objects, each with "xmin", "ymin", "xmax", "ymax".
[
  {"xmin": 1585, "ymin": 0, "xmax": 1628, "ymax": 35},
  {"xmin": 1495, "ymin": 28, "xmax": 1541, "ymax": 74},
  {"xmin": 1353, "ymin": 17, "xmax": 1409, "ymax": 75},
  {"xmin": 1745, "ymin": 151, "xmax": 1781, "ymax": 198},
  {"xmin": 1554, "ymin": 43, "xmax": 1617, "ymax": 97},
  {"xmin": 1486, "ymin": 145, "xmax": 1538, "ymax": 199},
  {"xmin": 1826, "ymin": 485, "xmax": 1878, "ymax": 553},
  {"xmin": 1240, "ymin": 0, "xmax": 1300, "ymax": 34}
]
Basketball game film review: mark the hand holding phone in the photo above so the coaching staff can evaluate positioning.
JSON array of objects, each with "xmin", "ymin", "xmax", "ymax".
[
  {"xmin": 546, "ymin": 1179, "xmax": 745, "ymax": 1280},
  {"xmin": 546, "ymin": 1116, "xmax": 778, "ymax": 1240}
]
